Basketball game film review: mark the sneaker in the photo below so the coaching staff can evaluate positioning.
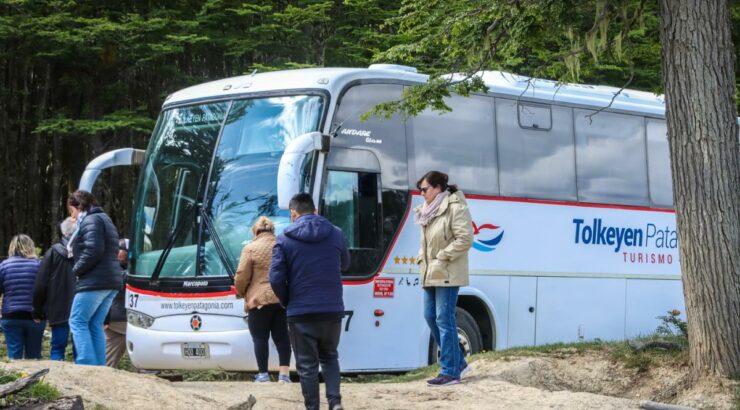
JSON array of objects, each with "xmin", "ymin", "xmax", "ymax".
[
  {"xmin": 426, "ymin": 374, "xmax": 460, "ymax": 387},
  {"xmin": 460, "ymin": 364, "xmax": 472, "ymax": 379},
  {"xmin": 277, "ymin": 373, "xmax": 291, "ymax": 384},
  {"xmin": 254, "ymin": 372, "xmax": 270, "ymax": 383},
  {"xmin": 331, "ymin": 405, "xmax": 344, "ymax": 410}
]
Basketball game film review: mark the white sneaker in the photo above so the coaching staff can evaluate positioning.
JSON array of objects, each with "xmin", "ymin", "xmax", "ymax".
[
  {"xmin": 278, "ymin": 374, "xmax": 291, "ymax": 384},
  {"xmin": 460, "ymin": 364, "xmax": 472, "ymax": 379},
  {"xmin": 254, "ymin": 372, "xmax": 270, "ymax": 383}
]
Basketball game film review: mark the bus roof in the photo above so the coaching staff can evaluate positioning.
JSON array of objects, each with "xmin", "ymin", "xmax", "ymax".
[
  {"xmin": 477, "ymin": 71, "xmax": 665, "ymax": 116},
  {"xmin": 164, "ymin": 65, "xmax": 665, "ymax": 117}
]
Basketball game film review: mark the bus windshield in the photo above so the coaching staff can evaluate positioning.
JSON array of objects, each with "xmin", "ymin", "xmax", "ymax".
[{"xmin": 131, "ymin": 95, "xmax": 325, "ymax": 279}]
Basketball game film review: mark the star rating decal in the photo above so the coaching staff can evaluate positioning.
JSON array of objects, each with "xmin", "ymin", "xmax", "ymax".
[{"xmin": 392, "ymin": 255, "xmax": 417, "ymax": 265}]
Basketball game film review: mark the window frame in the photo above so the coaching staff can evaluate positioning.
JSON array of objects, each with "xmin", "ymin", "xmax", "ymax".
[
  {"xmin": 517, "ymin": 101, "xmax": 553, "ymax": 131},
  {"xmin": 320, "ymin": 166, "xmax": 384, "ymax": 280}
]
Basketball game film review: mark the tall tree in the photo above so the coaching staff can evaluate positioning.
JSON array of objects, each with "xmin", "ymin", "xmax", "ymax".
[
  {"xmin": 0, "ymin": 0, "xmax": 401, "ymax": 251},
  {"xmin": 659, "ymin": 0, "xmax": 740, "ymax": 379},
  {"xmin": 374, "ymin": 0, "xmax": 739, "ymax": 379}
]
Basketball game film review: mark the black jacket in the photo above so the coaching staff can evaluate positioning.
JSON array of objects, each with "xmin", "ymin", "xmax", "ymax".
[
  {"xmin": 33, "ymin": 238, "xmax": 75, "ymax": 325},
  {"xmin": 72, "ymin": 207, "xmax": 122, "ymax": 292},
  {"xmin": 106, "ymin": 269, "xmax": 127, "ymax": 323}
]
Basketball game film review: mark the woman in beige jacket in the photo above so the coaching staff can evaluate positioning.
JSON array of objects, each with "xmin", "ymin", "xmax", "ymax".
[
  {"xmin": 235, "ymin": 216, "xmax": 291, "ymax": 383},
  {"xmin": 415, "ymin": 170, "xmax": 473, "ymax": 387}
]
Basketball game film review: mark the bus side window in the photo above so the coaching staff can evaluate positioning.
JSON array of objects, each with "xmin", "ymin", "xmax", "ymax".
[
  {"xmin": 575, "ymin": 110, "xmax": 649, "ymax": 206},
  {"xmin": 497, "ymin": 99, "xmax": 577, "ymax": 201},
  {"xmin": 646, "ymin": 119, "xmax": 673, "ymax": 207},
  {"xmin": 322, "ymin": 170, "xmax": 381, "ymax": 277},
  {"xmin": 407, "ymin": 94, "xmax": 498, "ymax": 195},
  {"xmin": 518, "ymin": 102, "xmax": 552, "ymax": 130}
]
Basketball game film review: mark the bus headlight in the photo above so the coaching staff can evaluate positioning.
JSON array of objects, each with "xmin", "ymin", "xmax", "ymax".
[{"xmin": 127, "ymin": 310, "xmax": 154, "ymax": 329}]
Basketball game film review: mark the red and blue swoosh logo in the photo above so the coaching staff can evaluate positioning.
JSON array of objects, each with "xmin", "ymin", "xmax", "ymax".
[{"xmin": 472, "ymin": 222, "xmax": 504, "ymax": 252}]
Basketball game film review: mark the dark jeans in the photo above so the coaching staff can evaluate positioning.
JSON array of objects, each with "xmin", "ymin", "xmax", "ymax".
[
  {"xmin": 247, "ymin": 304, "xmax": 292, "ymax": 372},
  {"xmin": 50, "ymin": 323, "xmax": 73, "ymax": 361},
  {"xmin": 288, "ymin": 320, "xmax": 342, "ymax": 410},
  {"xmin": 1, "ymin": 318, "xmax": 45, "ymax": 359}
]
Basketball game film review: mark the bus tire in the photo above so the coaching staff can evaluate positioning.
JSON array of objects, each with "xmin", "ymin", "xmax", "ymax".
[{"xmin": 428, "ymin": 307, "xmax": 483, "ymax": 365}]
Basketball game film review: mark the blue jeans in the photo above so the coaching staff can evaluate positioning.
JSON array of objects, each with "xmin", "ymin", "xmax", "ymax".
[
  {"xmin": 423, "ymin": 287, "xmax": 467, "ymax": 378},
  {"xmin": 69, "ymin": 289, "xmax": 117, "ymax": 365},
  {"xmin": 1, "ymin": 318, "xmax": 46, "ymax": 359},
  {"xmin": 50, "ymin": 324, "xmax": 73, "ymax": 361}
]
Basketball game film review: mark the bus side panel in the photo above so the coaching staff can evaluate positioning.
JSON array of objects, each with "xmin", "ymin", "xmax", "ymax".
[
  {"xmin": 535, "ymin": 277, "xmax": 627, "ymax": 345},
  {"xmin": 506, "ymin": 276, "xmax": 536, "ymax": 348},
  {"xmin": 339, "ymin": 279, "xmax": 429, "ymax": 371},
  {"xmin": 625, "ymin": 279, "xmax": 685, "ymax": 338}
]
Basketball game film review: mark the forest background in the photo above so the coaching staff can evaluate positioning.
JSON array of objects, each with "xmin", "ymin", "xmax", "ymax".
[{"xmin": 0, "ymin": 0, "xmax": 738, "ymax": 250}]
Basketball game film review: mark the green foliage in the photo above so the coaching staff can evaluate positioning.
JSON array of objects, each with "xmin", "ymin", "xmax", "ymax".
[
  {"xmin": 655, "ymin": 310, "xmax": 689, "ymax": 339},
  {"xmin": 35, "ymin": 112, "xmax": 155, "ymax": 138},
  {"xmin": 0, "ymin": 0, "xmax": 403, "ymax": 249},
  {"xmin": 0, "ymin": 369, "xmax": 61, "ymax": 408},
  {"xmin": 372, "ymin": 0, "xmax": 671, "ymax": 117}
]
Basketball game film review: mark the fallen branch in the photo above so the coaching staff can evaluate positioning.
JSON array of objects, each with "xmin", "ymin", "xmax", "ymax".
[
  {"xmin": 0, "ymin": 369, "xmax": 49, "ymax": 398},
  {"xmin": 628, "ymin": 340, "xmax": 683, "ymax": 353},
  {"xmin": 639, "ymin": 400, "xmax": 697, "ymax": 410}
]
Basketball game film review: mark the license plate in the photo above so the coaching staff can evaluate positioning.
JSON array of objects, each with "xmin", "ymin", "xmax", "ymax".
[{"xmin": 182, "ymin": 343, "xmax": 209, "ymax": 359}]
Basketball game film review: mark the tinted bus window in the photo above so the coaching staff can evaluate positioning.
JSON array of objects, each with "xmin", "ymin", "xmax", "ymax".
[
  {"xmin": 408, "ymin": 95, "xmax": 498, "ymax": 195},
  {"xmin": 575, "ymin": 110, "xmax": 649, "ymax": 206},
  {"xmin": 646, "ymin": 119, "xmax": 673, "ymax": 207},
  {"xmin": 332, "ymin": 83, "xmax": 407, "ymax": 190},
  {"xmin": 497, "ymin": 99, "xmax": 576, "ymax": 200}
]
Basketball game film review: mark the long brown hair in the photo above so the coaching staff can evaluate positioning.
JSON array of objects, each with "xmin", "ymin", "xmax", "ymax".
[
  {"xmin": 416, "ymin": 170, "xmax": 458, "ymax": 194},
  {"xmin": 67, "ymin": 190, "xmax": 98, "ymax": 212}
]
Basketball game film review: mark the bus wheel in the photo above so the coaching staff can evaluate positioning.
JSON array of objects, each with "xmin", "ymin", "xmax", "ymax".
[{"xmin": 428, "ymin": 307, "xmax": 483, "ymax": 365}]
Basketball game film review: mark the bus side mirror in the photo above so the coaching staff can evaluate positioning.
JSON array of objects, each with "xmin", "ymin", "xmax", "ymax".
[
  {"xmin": 79, "ymin": 148, "xmax": 146, "ymax": 191},
  {"xmin": 277, "ymin": 132, "xmax": 329, "ymax": 209}
]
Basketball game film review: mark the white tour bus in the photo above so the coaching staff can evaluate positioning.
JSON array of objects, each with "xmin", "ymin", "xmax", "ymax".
[{"xmin": 80, "ymin": 64, "xmax": 683, "ymax": 372}]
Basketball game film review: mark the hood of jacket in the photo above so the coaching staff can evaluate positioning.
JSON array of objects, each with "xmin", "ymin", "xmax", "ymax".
[
  {"xmin": 51, "ymin": 237, "xmax": 71, "ymax": 259},
  {"xmin": 284, "ymin": 214, "xmax": 335, "ymax": 243}
]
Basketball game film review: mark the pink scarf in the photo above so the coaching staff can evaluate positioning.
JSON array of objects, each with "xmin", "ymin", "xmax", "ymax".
[{"xmin": 415, "ymin": 191, "xmax": 448, "ymax": 226}]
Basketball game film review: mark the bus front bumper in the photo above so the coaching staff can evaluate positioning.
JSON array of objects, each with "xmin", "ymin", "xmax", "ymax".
[{"xmin": 126, "ymin": 325, "xmax": 257, "ymax": 371}]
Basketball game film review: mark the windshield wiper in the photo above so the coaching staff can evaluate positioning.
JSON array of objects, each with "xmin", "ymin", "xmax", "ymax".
[
  {"xmin": 199, "ymin": 208, "xmax": 236, "ymax": 279},
  {"xmin": 149, "ymin": 202, "xmax": 192, "ymax": 286},
  {"xmin": 150, "ymin": 173, "xmax": 204, "ymax": 286}
]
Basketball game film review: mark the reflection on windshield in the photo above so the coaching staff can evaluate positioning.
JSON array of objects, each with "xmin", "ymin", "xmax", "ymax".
[
  {"xmin": 131, "ymin": 95, "xmax": 324, "ymax": 279},
  {"xmin": 204, "ymin": 96, "xmax": 324, "ymax": 276},
  {"xmin": 132, "ymin": 103, "xmax": 227, "ymax": 279}
]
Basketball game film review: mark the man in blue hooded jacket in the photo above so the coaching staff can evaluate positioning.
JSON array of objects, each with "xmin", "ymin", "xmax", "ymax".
[{"xmin": 269, "ymin": 193, "xmax": 349, "ymax": 410}]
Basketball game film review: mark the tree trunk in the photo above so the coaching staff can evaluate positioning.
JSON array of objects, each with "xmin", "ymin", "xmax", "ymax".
[
  {"xmin": 50, "ymin": 134, "xmax": 64, "ymax": 243},
  {"xmin": 658, "ymin": 0, "xmax": 740, "ymax": 380}
]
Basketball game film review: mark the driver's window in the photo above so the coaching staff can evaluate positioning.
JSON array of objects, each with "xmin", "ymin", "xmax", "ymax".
[{"xmin": 323, "ymin": 170, "xmax": 380, "ymax": 277}]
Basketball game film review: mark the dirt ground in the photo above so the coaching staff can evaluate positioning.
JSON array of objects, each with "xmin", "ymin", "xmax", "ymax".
[{"xmin": 2, "ymin": 350, "xmax": 736, "ymax": 410}]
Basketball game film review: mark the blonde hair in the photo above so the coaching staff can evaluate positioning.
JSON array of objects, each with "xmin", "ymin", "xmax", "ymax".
[
  {"xmin": 251, "ymin": 216, "xmax": 275, "ymax": 236},
  {"xmin": 8, "ymin": 234, "xmax": 37, "ymax": 258}
]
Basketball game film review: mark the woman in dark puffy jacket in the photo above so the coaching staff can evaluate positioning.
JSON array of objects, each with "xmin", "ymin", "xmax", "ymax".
[
  {"xmin": 67, "ymin": 190, "xmax": 122, "ymax": 365},
  {"xmin": 0, "ymin": 234, "xmax": 45, "ymax": 359}
]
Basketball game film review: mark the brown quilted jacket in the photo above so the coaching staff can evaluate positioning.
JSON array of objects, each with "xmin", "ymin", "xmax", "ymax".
[{"xmin": 235, "ymin": 232, "xmax": 280, "ymax": 311}]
